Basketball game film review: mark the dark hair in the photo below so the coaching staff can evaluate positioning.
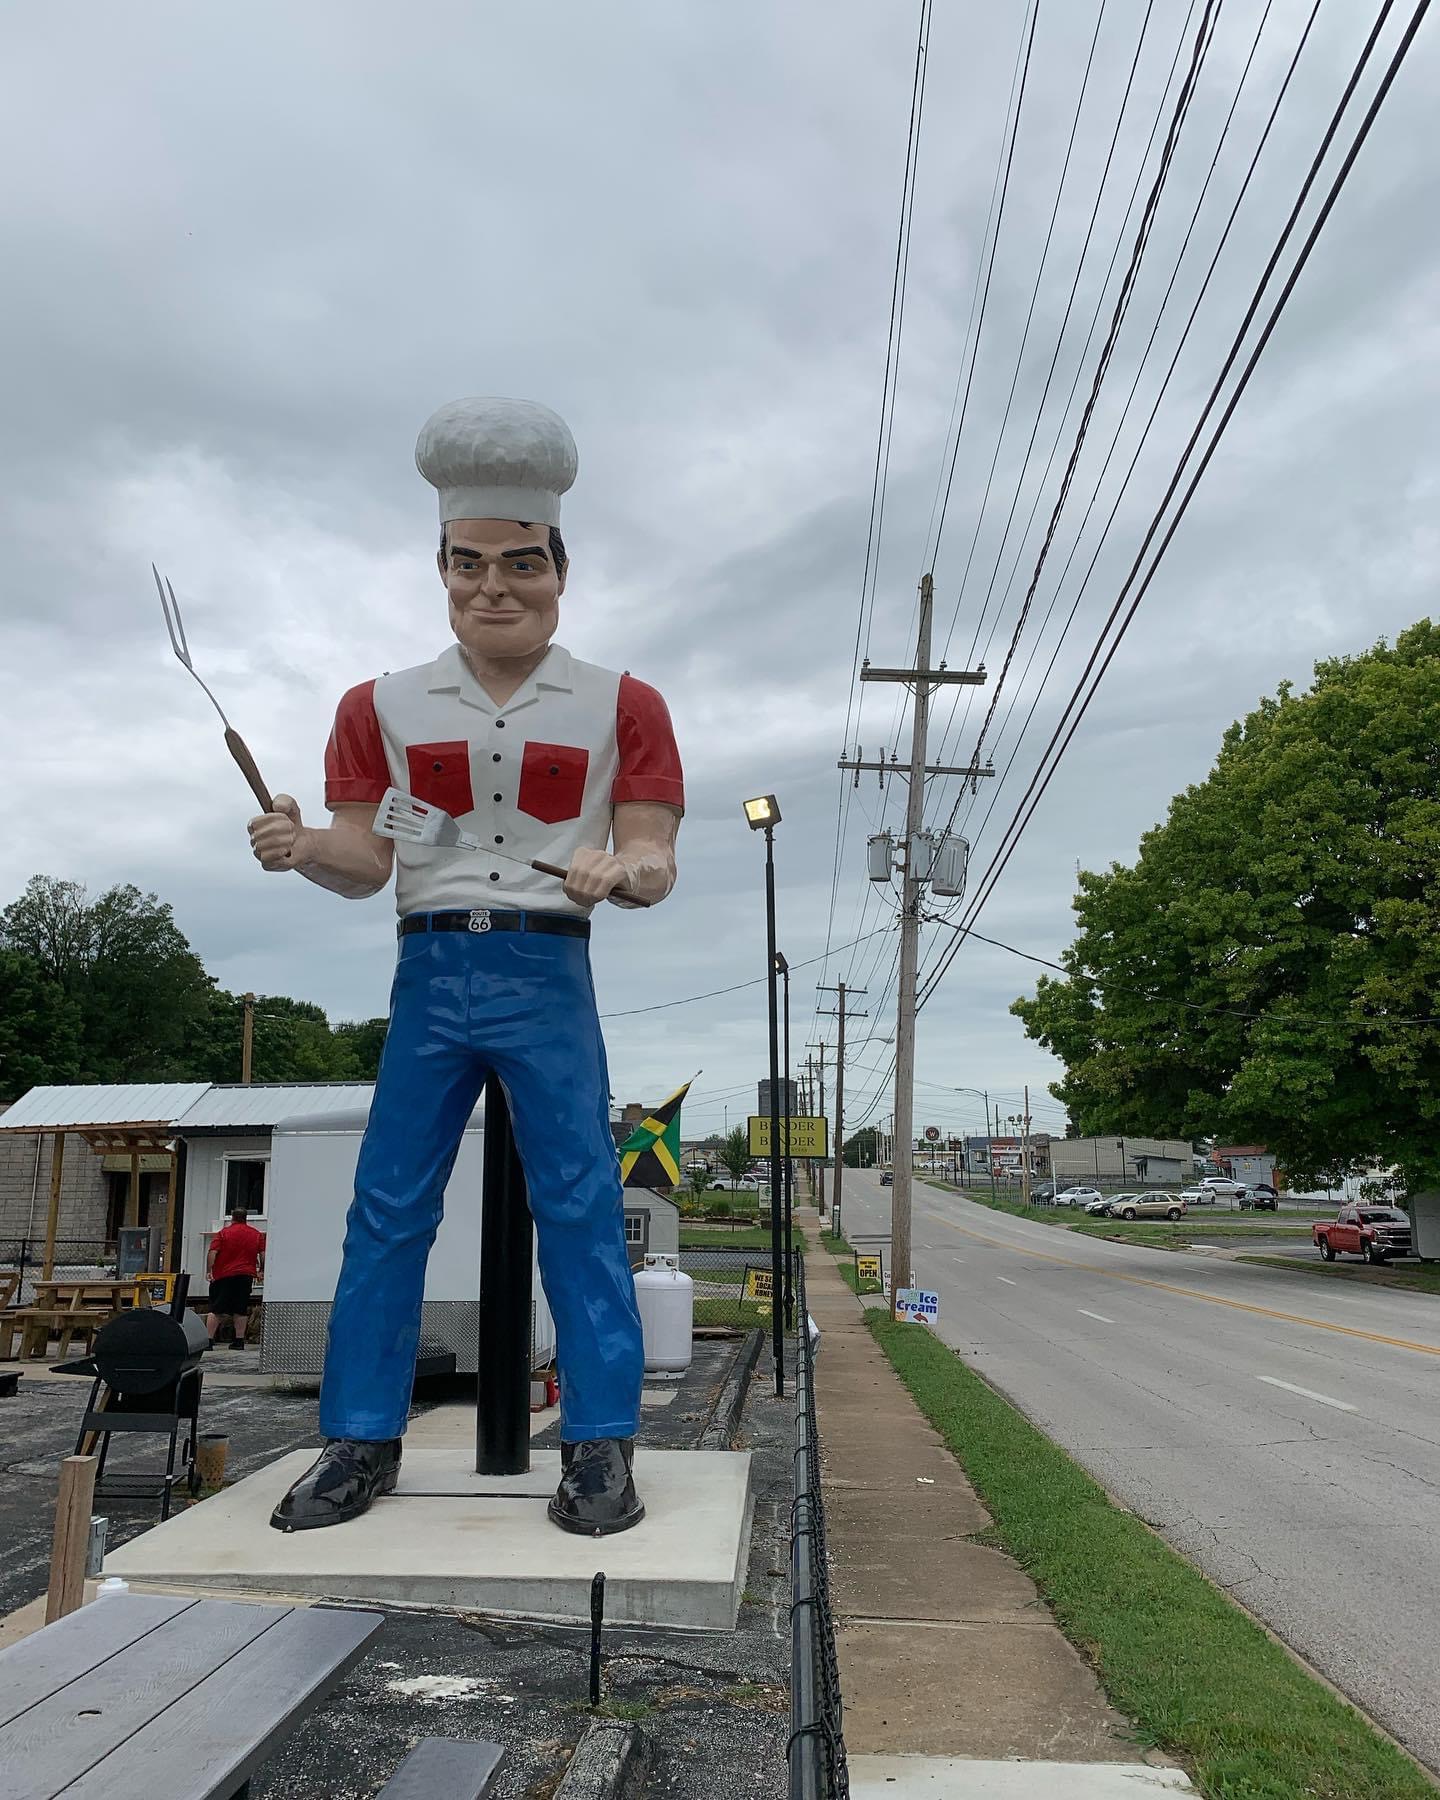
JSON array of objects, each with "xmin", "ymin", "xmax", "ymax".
[
  {"xmin": 230, "ymin": 1206, "xmax": 248, "ymax": 1222},
  {"xmin": 439, "ymin": 522, "xmax": 567, "ymax": 574}
]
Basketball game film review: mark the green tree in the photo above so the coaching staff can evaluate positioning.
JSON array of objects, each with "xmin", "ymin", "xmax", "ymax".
[
  {"xmin": 0, "ymin": 950, "xmax": 83, "ymax": 1099},
  {"xmin": 844, "ymin": 1126, "xmax": 879, "ymax": 1168},
  {"xmin": 1, "ymin": 876, "xmax": 214, "ymax": 1081},
  {"xmin": 1011, "ymin": 623, "xmax": 1440, "ymax": 1190},
  {"xmin": 718, "ymin": 1126, "xmax": 751, "ymax": 1188},
  {"xmin": 331, "ymin": 1017, "xmax": 389, "ymax": 1080}
]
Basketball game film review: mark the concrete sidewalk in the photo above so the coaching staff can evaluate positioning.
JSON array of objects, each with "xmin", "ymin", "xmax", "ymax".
[{"xmin": 800, "ymin": 1206, "xmax": 1192, "ymax": 1797}]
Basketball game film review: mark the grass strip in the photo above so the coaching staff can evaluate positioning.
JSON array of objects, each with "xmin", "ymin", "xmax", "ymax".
[
  {"xmin": 866, "ymin": 1312, "xmax": 1433, "ymax": 1799},
  {"xmin": 678, "ymin": 1226, "xmax": 805, "ymax": 1251},
  {"xmin": 819, "ymin": 1228, "xmax": 884, "ymax": 1294},
  {"xmin": 1237, "ymin": 1255, "xmax": 1440, "ymax": 1296}
]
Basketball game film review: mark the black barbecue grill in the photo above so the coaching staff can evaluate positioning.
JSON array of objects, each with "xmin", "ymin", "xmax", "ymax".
[{"xmin": 67, "ymin": 1281, "xmax": 208, "ymax": 1518}]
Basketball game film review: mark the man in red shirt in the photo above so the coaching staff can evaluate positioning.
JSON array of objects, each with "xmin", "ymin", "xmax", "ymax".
[{"xmin": 206, "ymin": 1207, "xmax": 266, "ymax": 1350}]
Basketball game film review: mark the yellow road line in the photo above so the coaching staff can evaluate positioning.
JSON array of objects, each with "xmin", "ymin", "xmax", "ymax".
[{"xmin": 928, "ymin": 1213, "xmax": 1440, "ymax": 1359}]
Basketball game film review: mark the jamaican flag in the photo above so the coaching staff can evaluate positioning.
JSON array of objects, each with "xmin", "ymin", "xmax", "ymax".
[{"xmin": 618, "ymin": 1080, "xmax": 693, "ymax": 1189}]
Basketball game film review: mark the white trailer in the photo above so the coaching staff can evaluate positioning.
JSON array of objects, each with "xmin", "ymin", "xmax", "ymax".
[{"xmin": 260, "ymin": 1097, "xmax": 555, "ymax": 1377}]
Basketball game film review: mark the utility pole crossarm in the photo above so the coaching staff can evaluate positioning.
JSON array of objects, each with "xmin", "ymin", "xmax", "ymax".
[
  {"xmin": 837, "ymin": 759, "xmax": 995, "ymax": 778},
  {"xmin": 861, "ymin": 666, "xmax": 986, "ymax": 685}
]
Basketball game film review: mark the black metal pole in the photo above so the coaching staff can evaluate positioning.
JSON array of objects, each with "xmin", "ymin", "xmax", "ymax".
[
  {"xmin": 477, "ymin": 1073, "xmax": 533, "ymax": 1475},
  {"xmin": 764, "ymin": 825, "xmax": 784, "ymax": 1396},
  {"xmin": 782, "ymin": 963, "xmax": 794, "ymax": 1330}
]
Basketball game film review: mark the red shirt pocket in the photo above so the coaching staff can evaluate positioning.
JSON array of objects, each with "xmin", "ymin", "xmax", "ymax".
[
  {"xmin": 406, "ymin": 741, "xmax": 475, "ymax": 818},
  {"xmin": 518, "ymin": 742, "xmax": 589, "ymax": 825}
]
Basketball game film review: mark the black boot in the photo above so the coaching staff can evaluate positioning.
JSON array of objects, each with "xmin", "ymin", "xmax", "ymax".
[
  {"xmin": 269, "ymin": 1438, "xmax": 402, "ymax": 1532},
  {"xmin": 548, "ymin": 1437, "xmax": 644, "ymax": 1537}
]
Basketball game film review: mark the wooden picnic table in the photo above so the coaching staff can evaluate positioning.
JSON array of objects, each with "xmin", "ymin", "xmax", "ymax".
[
  {"xmin": 4, "ymin": 1281, "xmax": 150, "ymax": 1362},
  {"xmin": 0, "ymin": 1591, "xmax": 382, "ymax": 1800}
]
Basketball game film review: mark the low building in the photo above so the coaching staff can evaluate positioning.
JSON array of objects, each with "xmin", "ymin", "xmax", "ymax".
[
  {"xmin": 1049, "ymin": 1135, "xmax": 1193, "ymax": 1186},
  {"xmin": 1213, "ymin": 1145, "xmax": 1277, "ymax": 1188}
]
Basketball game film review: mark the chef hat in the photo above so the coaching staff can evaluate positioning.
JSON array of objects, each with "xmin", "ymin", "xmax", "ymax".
[{"xmin": 414, "ymin": 396, "xmax": 578, "ymax": 527}]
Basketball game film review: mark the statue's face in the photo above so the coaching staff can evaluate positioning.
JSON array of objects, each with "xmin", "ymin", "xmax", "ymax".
[{"xmin": 439, "ymin": 518, "xmax": 565, "ymax": 663}]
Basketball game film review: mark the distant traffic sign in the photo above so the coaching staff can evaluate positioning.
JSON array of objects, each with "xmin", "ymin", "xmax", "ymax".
[
  {"xmin": 924, "ymin": 1125, "xmax": 941, "ymax": 1142},
  {"xmin": 748, "ymin": 1115, "xmax": 830, "ymax": 1158}
]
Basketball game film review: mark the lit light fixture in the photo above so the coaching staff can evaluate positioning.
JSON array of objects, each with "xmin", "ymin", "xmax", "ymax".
[
  {"xmin": 773, "ymin": 950, "xmax": 789, "ymax": 974},
  {"xmin": 743, "ymin": 794, "xmax": 780, "ymax": 829}
]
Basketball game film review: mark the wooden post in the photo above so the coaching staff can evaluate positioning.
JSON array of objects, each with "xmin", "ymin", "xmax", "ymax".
[
  {"xmin": 42, "ymin": 1131, "xmax": 65, "ymax": 1281},
  {"xmin": 127, "ymin": 1147, "xmax": 142, "ymax": 1229},
  {"xmin": 46, "ymin": 1455, "xmax": 98, "ymax": 1622},
  {"xmin": 163, "ymin": 1151, "xmax": 178, "ymax": 1274}
]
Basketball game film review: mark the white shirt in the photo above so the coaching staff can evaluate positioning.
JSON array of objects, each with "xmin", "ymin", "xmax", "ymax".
[{"xmin": 324, "ymin": 642, "xmax": 683, "ymax": 917}]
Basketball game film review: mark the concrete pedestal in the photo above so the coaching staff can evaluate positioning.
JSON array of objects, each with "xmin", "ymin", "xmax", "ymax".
[{"xmin": 106, "ymin": 1447, "xmax": 754, "ymax": 1630}]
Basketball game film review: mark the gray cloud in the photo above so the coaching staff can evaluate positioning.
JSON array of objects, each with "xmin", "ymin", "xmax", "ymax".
[{"xmin": 1, "ymin": 0, "xmax": 1435, "ymax": 1147}]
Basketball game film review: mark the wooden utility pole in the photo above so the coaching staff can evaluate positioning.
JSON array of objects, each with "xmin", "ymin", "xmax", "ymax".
[
  {"xmin": 241, "ymin": 992, "xmax": 256, "ymax": 1084},
  {"xmin": 805, "ymin": 1040, "xmax": 828, "ymax": 1214},
  {"xmin": 840, "ymin": 573, "xmax": 990, "ymax": 1317},
  {"xmin": 817, "ymin": 985, "xmax": 866, "ymax": 1238}
]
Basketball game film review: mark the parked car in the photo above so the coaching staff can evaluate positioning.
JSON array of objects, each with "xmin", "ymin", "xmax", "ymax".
[
  {"xmin": 1111, "ymin": 1191, "xmax": 1187, "ymax": 1221},
  {"xmin": 1180, "ymin": 1186, "xmax": 1217, "ymax": 1205},
  {"xmin": 1030, "ymin": 1183, "xmax": 1057, "ymax": 1204},
  {"xmin": 1055, "ymin": 1186, "xmax": 1102, "ymax": 1208},
  {"xmin": 1238, "ymin": 1188, "xmax": 1278, "ymax": 1210},
  {"xmin": 879, "ymin": 1171, "xmax": 893, "ymax": 1187},
  {"xmin": 1199, "ymin": 1177, "xmax": 1247, "ymax": 1198},
  {"xmin": 1313, "ymin": 1206, "xmax": 1412, "ymax": 1264},
  {"xmin": 1084, "ymin": 1195, "xmax": 1120, "ymax": 1215}
]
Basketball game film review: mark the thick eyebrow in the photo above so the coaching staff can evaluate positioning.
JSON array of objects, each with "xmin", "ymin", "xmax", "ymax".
[{"xmin": 447, "ymin": 543, "xmax": 548, "ymax": 563}]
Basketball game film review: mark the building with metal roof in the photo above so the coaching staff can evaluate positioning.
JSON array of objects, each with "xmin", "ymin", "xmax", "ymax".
[
  {"xmin": 0, "ymin": 1084, "xmax": 210, "ymax": 1134},
  {"xmin": 173, "ymin": 1083, "xmax": 376, "ymax": 1134}
]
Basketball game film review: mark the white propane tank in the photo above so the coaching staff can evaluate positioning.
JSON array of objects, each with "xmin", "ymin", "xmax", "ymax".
[{"xmin": 633, "ymin": 1253, "xmax": 694, "ymax": 1376}]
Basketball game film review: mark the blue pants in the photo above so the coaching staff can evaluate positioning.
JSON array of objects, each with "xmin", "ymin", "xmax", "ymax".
[{"xmin": 318, "ymin": 920, "xmax": 644, "ymax": 1445}]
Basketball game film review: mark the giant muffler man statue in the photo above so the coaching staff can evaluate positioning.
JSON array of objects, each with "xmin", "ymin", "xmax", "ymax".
[{"xmin": 248, "ymin": 397, "xmax": 683, "ymax": 1536}]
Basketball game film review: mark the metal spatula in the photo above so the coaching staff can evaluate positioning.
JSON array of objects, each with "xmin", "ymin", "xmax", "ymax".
[{"xmin": 373, "ymin": 788, "xmax": 650, "ymax": 906}]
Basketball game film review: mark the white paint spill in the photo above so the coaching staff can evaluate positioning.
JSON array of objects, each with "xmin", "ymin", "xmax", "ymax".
[{"xmin": 386, "ymin": 1675, "xmax": 491, "ymax": 1702}]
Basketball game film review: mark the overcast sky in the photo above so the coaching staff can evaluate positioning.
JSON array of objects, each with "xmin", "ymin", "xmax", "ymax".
[{"xmin": 1, "ymin": 1, "xmax": 1435, "ymax": 1147}]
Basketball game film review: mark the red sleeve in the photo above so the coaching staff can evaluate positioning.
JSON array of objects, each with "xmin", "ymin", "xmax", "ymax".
[
  {"xmin": 324, "ymin": 680, "xmax": 391, "ymax": 808},
  {"xmin": 614, "ymin": 674, "xmax": 684, "ymax": 810}
]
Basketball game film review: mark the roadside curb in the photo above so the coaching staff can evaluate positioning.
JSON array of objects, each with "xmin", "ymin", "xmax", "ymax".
[
  {"xmin": 555, "ymin": 1720, "xmax": 651, "ymax": 1798},
  {"xmin": 697, "ymin": 1327, "xmax": 762, "ymax": 1449}
]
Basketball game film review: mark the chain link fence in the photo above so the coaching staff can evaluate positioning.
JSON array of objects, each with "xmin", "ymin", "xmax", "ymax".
[
  {"xmin": 789, "ymin": 1253, "xmax": 847, "ymax": 1799},
  {"xmin": 0, "ymin": 1238, "xmax": 118, "ymax": 1305},
  {"xmin": 678, "ymin": 1243, "xmax": 790, "ymax": 1331}
]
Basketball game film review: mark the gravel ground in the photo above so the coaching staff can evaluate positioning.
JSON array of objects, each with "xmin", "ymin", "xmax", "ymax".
[{"xmin": 0, "ymin": 1337, "xmax": 792, "ymax": 1798}]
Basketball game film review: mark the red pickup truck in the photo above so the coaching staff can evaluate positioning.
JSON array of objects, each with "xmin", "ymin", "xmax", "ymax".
[{"xmin": 1313, "ymin": 1205, "xmax": 1412, "ymax": 1264}]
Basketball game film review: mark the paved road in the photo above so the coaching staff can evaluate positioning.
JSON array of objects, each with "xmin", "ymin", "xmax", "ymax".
[{"xmin": 835, "ymin": 1170, "xmax": 1440, "ymax": 1773}]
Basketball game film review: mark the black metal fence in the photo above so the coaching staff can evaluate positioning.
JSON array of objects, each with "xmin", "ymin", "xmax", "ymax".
[
  {"xmin": 789, "ymin": 1253, "xmax": 847, "ymax": 1800},
  {"xmin": 678, "ymin": 1244, "xmax": 793, "ymax": 1332},
  {"xmin": 0, "ymin": 1238, "xmax": 118, "ymax": 1305}
]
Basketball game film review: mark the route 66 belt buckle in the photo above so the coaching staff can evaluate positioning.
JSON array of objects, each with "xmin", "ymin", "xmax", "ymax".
[{"xmin": 467, "ymin": 909, "xmax": 492, "ymax": 933}]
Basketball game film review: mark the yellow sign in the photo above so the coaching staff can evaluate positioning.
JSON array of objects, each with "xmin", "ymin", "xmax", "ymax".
[
  {"xmin": 856, "ymin": 1254, "xmax": 882, "ymax": 1282},
  {"xmin": 743, "ymin": 1267, "xmax": 775, "ymax": 1301},
  {"xmin": 748, "ymin": 1115, "xmax": 830, "ymax": 1158}
]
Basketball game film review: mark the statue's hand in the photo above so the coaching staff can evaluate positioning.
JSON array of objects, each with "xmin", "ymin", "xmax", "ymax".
[
  {"xmin": 248, "ymin": 794, "xmax": 308, "ymax": 872},
  {"xmin": 564, "ymin": 846, "xmax": 632, "ymax": 908}
]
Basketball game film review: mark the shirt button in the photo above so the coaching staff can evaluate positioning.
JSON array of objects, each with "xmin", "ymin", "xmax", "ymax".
[
  {"xmin": 549, "ymin": 765, "xmax": 559, "ymax": 775},
  {"xmin": 495, "ymin": 719, "xmax": 506, "ymax": 729},
  {"xmin": 489, "ymin": 871, "xmax": 500, "ymax": 881},
  {"xmin": 493, "ymin": 792, "xmax": 503, "ymax": 803},
  {"xmin": 432, "ymin": 760, "xmax": 444, "ymax": 772},
  {"xmin": 494, "ymin": 835, "xmax": 504, "ymax": 845},
  {"xmin": 492, "ymin": 753, "xmax": 501, "ymax": 763}
]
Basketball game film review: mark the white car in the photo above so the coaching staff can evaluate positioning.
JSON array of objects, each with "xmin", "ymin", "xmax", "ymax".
[
  {"xmin": 1181, "ymin": 1186, "xmax": 1217, "ymax": 1205},
  {"xmin": 1056, "ymin": 1187, "xmax": 1102, "ymax": 1208},
  {"xmin": 1199, "ymin": 1177, "xmax": 1246, "ymax": 1198}
]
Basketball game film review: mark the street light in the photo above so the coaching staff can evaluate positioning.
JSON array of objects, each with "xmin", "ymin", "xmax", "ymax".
[
  {"xmin": 744, "ymin": 794, "xmax": 785, "ymax": 1396},
  {"xmin": 774, "ymin": 950, "xmax": 793, "ymax": 1329},
  {"xmin": 953, "ymin": 1087, "xmax": 996, "ymax": 1203}
]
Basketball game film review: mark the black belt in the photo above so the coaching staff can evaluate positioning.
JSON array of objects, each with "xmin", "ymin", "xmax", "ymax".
[{"xmin": 399, "ymin": 908, "xmax": 590, "ymax": 940}]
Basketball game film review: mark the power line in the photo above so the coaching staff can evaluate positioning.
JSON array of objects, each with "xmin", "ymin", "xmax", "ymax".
[
  {"xmin": 937, "ymin": 0, "xmax": 1309, "ymax": 870},
  {"xmin": 598, "ymin": 926, "xmax": 892, "ymax": 1020},
  {"xmin": 944, "ymin": 0, "xmax": 1423, "ymax": 961},
  {"xmin": 923, "ymin": 914, "xmax": 1440, "ymax": 1027}
]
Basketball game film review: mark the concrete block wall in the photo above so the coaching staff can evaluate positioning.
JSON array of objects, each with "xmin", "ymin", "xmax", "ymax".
[{"xmin": 0, "ymin": 1120, "xmax": 109, "ymax": 1247}]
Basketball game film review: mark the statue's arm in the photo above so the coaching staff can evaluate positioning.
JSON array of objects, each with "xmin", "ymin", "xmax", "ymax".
[{"xmin": 248, "ymin": 797, "xmax": 395, "ymax": 900}]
